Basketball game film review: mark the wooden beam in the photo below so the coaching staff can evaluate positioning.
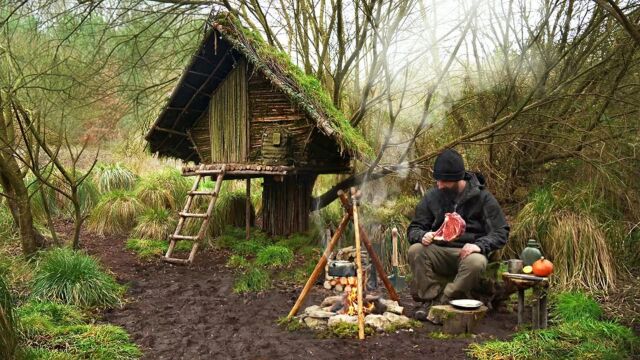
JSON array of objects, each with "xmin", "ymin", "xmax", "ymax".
[{"xmin": 154, "ymin": 126, "xmax": 188, "ymax": 137}]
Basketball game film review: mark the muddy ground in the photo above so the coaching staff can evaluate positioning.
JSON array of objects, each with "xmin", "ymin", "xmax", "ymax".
[{"xmin": 82, "ymin": 231, "xmax": 518, "ymax": 360}]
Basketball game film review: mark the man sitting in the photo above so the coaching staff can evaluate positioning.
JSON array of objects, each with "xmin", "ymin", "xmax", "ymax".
[{"xmin": 407, "ymin": 148, "xmax": 509, "ymax": 321}]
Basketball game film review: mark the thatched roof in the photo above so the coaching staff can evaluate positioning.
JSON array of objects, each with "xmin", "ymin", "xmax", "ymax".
[{"xmin": 145, "ymin": 13, "xmax": 372, "ymax": 163}]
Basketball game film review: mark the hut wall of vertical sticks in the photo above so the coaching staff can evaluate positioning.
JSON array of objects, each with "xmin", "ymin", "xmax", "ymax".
[{"xmin": 145, "ymin": 13, "xmax": 372, "ymax": 236}]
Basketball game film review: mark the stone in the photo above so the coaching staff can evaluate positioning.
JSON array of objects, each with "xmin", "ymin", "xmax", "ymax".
[
  {"xmin": 304, "ymin": 305, "xmax": 335, "ymax": 319},
  {"xmin": 364, "ymin": 314, "xmax": 391, "ymax": 331},
  {"xmin": 303, "ymin": 316, "xmax": 328, "ymax": 331},
  {"xmin": 328, "ymin": 314, "xmax": 358, "ymax": 327},
  {"xmin": 321, "ymin": 295, "xmax": 343, "ymax": 307},
  {"xmin": 380, "ymin": 299, "xmax": 404, "ymax": 315},
  {"xmin": 382, "ymin": 312, "xmax": 411, "ymax": 326}
]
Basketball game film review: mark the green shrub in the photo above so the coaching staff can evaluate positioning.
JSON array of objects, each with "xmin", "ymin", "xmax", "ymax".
[
  {"xmin": 94, "ymin": 163, "xmax": 137, "ymax": 193},
  {"xmin": 132, "ymin": 208, "xmax": 176, "ymax": 240},
  {"xmin": 0, "ymin": 274, "xmax": 18, "ymax": 360},
  {"xmin": 233, "ymin": 268, "xmax": 270, "ymax": 294},
  {"xmin": 226, "ymin": 255, "xmax": 250, "ymax": 269},
  {"xmin": 88, "ymin": 191, "xmax": 143, "ymax": 235},
  {"xmin": 125, "ymin": 239, "xmax": 191, "ymax": 260},
  {"xmin": 554, "ymin": 292, "xmax": 603, "ymax": 322},
  {"xmin": 31, "ymin": 248, "xmax": 124, "ymax": 308},
  {"xmin": 256, "ymin": 245, "xmax": 294, "ymax": 268}
]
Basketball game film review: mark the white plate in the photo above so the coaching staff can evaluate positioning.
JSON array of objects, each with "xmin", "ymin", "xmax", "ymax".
[{"xmin": 449, "ymin": 299, "xmax": 483, "ymax": 310}]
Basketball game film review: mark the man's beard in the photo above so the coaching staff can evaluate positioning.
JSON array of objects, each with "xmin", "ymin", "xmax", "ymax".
[{"xmin": 439, "ymin": 186, "xmax": 459, "ymax": 203}]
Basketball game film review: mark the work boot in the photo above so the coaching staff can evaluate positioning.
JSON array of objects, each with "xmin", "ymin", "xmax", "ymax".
[{"xmin": 413, "ymin": 301, "xmax": 432, "ymax": 321}]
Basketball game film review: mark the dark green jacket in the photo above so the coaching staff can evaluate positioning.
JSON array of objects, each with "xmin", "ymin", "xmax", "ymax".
[{"xmin": 407, "ymin": 172, "xmax": 510, "ymax": 255}]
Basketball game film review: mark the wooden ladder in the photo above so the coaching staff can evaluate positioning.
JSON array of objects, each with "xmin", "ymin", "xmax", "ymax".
[{"xmin": 162, "ymin": 166, "xmax": 226, "ymax": 265}]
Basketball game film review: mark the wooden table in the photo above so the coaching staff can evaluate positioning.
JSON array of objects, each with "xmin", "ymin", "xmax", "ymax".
[{"xmin": 502, "ymin": 272, "xmax": 550, "ymax": 329}]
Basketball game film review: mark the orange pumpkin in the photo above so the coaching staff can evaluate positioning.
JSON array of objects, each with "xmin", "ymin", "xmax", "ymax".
[{"xmin": 532, "ymin": 257, "xmax": 554, "ymax": 277}]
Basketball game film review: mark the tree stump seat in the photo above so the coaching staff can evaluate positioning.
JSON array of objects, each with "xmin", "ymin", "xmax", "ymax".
[{"xmin": 427, "ymin": 305, "xmax": 489, "ymax": 334}]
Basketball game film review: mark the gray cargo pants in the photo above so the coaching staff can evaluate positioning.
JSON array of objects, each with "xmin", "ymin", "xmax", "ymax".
[{"xmin": 408, "ymin": 243, "xmax": 487, "ymax": 301}]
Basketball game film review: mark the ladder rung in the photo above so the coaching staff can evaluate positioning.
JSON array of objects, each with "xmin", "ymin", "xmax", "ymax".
[
  {"xmin": 188, "ymin": 191, "xmax": 217, "ymax": 196},
  {"xmin": 170, "ymin": 234, "xmax": 199, "ymax": 241},
  {"xmin": 162, "ymin": 257, "xmax": 192, "ymax": 265},
  {"xmin": 179, "ymin": 212, "xmax": 208, "ymax": 218}
]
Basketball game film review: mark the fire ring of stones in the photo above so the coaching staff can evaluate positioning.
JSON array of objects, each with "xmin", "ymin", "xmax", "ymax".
[{"xmin": 297, "ymin": 294, "xmax": 412, "ymax": 333}]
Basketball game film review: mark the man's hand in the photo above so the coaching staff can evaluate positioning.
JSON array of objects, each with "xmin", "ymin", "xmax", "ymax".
[
  {"xmin": 459, "ymin": 243, "xmax": 481, "ymax": 259},
  {"xmin": 421, "ymin": 231, "xmax": 436, "ymax": 246}
]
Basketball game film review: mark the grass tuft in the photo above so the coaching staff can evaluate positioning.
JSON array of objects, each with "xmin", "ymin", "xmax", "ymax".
[
  {"xmin": 554, "ymin": 292, "xmax": 603, "ymax": 322},
  {"xmin": 88, "ymin": 191, "xmax": 143, "ymax": 235},
  {"xmin": 94, "ymin": 163, "xmax": 137, "ymax": 193},
  {"xmin": 226, "ymin": 255, "xmax": 250, "ymax": 269},
  {"xmin": 233, "ymin": 268, "xmax": 270, "ymax": 294},
  {"xmin": 255, "ymin": 245, "xmax": 294, "ymax": 268},
  {"xmin": 31, "ymin": 248, "xmax": 124, "ymax": 308},
  {"xmin": 132, "ymin": 208, "xmax": 176, "ymax": 240},
  {"xmin": 0, "ymin": 274, "xmax": 18, "ymax": 360},
  {"xmin": 125, "ymin": 239, "xmax": 191, "ymax": 260}
]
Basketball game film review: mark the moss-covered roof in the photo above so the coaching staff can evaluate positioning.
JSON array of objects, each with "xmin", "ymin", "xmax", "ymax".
[
  {"xmin": 212, "ymin": 13, "xmax": 373, "ymax": 158},
  {"xmin": 145, "ymin": 12, "xmax": 372, "ymax": 162}
]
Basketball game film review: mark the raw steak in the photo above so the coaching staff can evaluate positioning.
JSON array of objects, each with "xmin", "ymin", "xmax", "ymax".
[{"xmin": 434, "ymin": 212, "xmax": 466, "ymax": 241}]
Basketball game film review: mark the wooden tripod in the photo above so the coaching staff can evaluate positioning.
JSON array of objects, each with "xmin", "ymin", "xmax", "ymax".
[{"xmin": 287, "ymin": 188, "xmax": 399, "ymax": 325}]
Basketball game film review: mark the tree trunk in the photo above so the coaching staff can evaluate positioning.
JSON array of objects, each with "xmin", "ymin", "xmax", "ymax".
[
  {"xmin": 262, "ymin": 174, "xmax": 316, "ymax": 236},
  {"xmin": 0, "ymin": 162, "xmax": 44, "ymax": 257}
]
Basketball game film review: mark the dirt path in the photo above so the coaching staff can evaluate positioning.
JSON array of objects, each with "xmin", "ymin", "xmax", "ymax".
[{"xmin": 84, "ymin": 233, "xmax": 517, "ymax": 360}]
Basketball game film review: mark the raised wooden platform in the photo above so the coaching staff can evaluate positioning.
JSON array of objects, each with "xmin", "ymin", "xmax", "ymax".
[{"xmin": 182, "ymin": 163, "xmax": 350, "ymax": 179}]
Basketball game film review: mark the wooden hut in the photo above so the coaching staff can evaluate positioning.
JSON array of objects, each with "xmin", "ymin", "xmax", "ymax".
[{"xmin": 145, "ymin": 14, "xmax": 370, "ymax": 262}]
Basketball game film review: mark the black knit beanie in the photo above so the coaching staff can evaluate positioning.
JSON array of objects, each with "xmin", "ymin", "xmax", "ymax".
[{"xmin": 433, "ymin": 149, "xmax": 465, "ymax": 181}]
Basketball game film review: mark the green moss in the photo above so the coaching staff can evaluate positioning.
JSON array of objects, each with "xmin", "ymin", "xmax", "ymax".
[
  {"xmin": 384, "ymin": 319, "xmax": 422, "ymax": 333},
  {"xmin": 214, "ymin": 13, "xmax": 373, "ymax": 158},
  {"xmin": 276, "ymin": 316, "xmax": 305, "ymax": 332},
  {"xmin": 319, "ymin": 322, "xmax": 375, "ymax": 339},
  {"xmin": 427, "ymin": 331, "xmax": 470, "ymax": 340}
]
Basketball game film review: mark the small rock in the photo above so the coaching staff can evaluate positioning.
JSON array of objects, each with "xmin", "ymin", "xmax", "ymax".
[
  {"xmin": 383, "ymin": 312, "xmax": 411, "ymax": 326},
  {"xmin": 321, "ymin": 295, "xmax": 343, "ymax": 307},
  {"xmin": 304, "ymin": 317, "xmax": 328, "ymax": 330},
  {"xmin": 303, "ymin": 305, "xmax": 334, "ymax": 318},
  {"xmin": 364, "ymin": 314, "xmax": 391, "ymax": 331},
  {"xmin": 328, "ymin": 314, "xmax": 358, "ymax": 327},
  {"xmin": 380, "ymin": 299, "xmax": 404, "ymax": 315}
]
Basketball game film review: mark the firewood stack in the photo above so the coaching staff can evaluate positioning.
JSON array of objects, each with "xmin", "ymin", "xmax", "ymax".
[{"xmin": 322, "ymin": 246, "xmax": 369, "ymax": 292}]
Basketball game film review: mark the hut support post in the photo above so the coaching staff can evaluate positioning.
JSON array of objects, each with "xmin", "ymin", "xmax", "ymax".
[{"xmin": 245, "ymin": 178, "xmax": 251, "ymax": 240}]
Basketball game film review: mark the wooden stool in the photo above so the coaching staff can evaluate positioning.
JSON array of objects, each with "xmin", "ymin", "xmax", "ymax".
[{"xmin": 502, "ymin": 272, "xmax": 549, "ymax": 329}]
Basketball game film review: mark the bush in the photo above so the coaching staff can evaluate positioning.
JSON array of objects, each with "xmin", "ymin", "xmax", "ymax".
[
  {"xmin": 0, "ymin": 274, "xmax": 18, "ymax": 360},
  {"xmin": 125, "ymin": 239, "xmax": 192, "ymax": 260},
  {"xmin": 132, "ymin": 208, "xmax": 176, "ymax": 240},
  {"xmin": 88, "ymin": 191, "xmax": 143, "ymax": 235},
  {"xmin": 31, "ymin": 248, "xmax": 124, "ymax": 308},
  {"xmin": 233, "ymin": 268, "xmax": 270, "ymax": 294},
  {"xmin": 94, "ymin": 163, "xmax": 137, "ymax": 193},
  {"xmin": 255, "ymin": 245, "xmax": 294, "ymax": 268}
]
